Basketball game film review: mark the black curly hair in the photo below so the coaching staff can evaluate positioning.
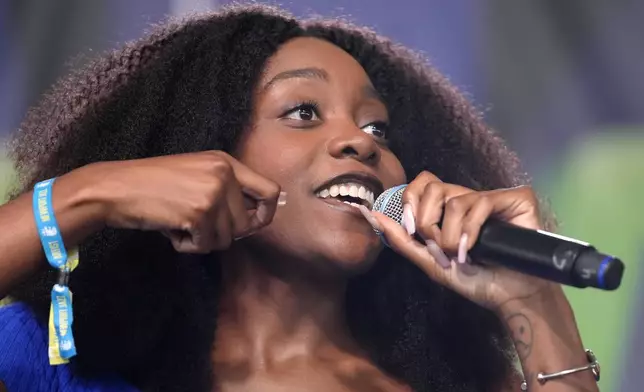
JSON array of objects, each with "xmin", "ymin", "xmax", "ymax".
[{"xmin": 8, "ymin": 4, "xmax": 525, "ymax": 392}]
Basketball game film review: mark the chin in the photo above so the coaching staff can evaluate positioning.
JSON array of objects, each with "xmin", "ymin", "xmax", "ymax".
[
  {"xmin": 315, "ymin": 233, "xmax": 383, "ymax": 274},
  {"xmin": 247, "ymin": 226, "xmax": 383, "ymax": 277}
]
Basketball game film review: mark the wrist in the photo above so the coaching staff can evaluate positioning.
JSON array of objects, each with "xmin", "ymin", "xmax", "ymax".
[
  {"xmin": 497, "ymin": 283, "xmax": 580, "ymax": 360},
  {"xmin": 495, "ymin": 282, "xmax": 570, "ymax": 320},
  {"xmin": 495, "ymin": 285, "xmax": 598, "ymax": 391},
  {"xmin": 59, "ymin": 163, "xmax": 110, "ymax": 231},
  {"xmin": 497, "ymin": 284, "xmax": 581, "ymax": 360}
]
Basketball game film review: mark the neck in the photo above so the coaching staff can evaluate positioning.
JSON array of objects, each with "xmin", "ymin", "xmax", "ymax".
[{"xmin": 213, "ymin": 242, "xmax": 360, "ymax": 371}]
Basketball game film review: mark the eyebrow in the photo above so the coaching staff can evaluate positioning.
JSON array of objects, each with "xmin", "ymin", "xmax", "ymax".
[
  {"xmin": 263, "ymin": 67, "xmax": 329, "ymax": 90},
  {"xmin": 263, "ymin": 67, "xmax": 385, "ymax": 103},
  {"xmin": 362, "ymin": 85, "xmax": 383, "ymax": 102}
]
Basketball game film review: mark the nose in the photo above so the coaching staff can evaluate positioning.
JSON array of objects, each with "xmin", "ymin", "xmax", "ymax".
[{"xmin": 326, "ymin": 127, "xmax": 381, "ymax": 166}]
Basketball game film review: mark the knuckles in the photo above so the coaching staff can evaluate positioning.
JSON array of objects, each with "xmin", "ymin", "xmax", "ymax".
[
  {"xmin": 194, "ymin": 153, "xmax": 237, "ymax": 211},
  {"xmin": 444, "ymin": 196, "xmax": 466, "ymax": 214},
  {"xmin": 472, "ymin": 194, "xmax": 492, "ymax": 210},
  {"xmin": 416, "ymin": 170, "xmax": 438, "ymax": 182},
  {"xmin": 265, "ymin": 182, "xmax": 281, "ymax": 200},
  {"xmin": 422, "ymin": 180, "xmax": 443, "ymax": 196},
  {"xmin": 515, "ymin": 185, "xmax": 539, "ymax": 204},
  {"xmin": 206, "ymin": 153, "xmax": 235, "ymax": 182}
]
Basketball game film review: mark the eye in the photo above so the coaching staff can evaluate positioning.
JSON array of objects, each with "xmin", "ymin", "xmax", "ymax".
[
  {"xmin": 361, "ymin": 121, "xmax": 389, "ymax": 141},
  {"xmin": 282, "ymin": 103, "xmax": 321, "ymax": 122}
]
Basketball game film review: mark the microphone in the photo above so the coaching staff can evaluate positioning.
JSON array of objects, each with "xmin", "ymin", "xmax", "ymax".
[{"xmin": 372, "ymin": 185, "xmax": 624, "ymax": 291}]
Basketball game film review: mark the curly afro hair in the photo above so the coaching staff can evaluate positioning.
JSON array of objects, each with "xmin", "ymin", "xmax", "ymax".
[{"xmin": 8, "ymin": 4, "xmax": 524, "ymax": 392}]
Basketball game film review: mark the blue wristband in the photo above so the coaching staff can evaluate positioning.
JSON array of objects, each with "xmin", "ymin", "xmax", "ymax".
[
  {"xmin": 33, "ymin": 179, "xmax": 68, "ymax": 269},
  {"xmin": 33, "ymin": 178, "xmax": 77, "ymax": 363},
  {"xmin": 51, "ymin": 284, "xmax": 76, "ymax": 358}
]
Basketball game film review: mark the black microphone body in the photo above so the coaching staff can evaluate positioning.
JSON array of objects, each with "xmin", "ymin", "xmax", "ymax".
[
  {"xmin": 373, "ymin": 185, "xmax": 624, "ymax": 291},
  {"xmin": 472, "ymin": 220, "xmax": 622, "ymax": 290}
]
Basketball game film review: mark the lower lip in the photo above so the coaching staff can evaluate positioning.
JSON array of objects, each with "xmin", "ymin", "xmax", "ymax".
[{"xmin": 317, "ymin": 197, "xmax": 367, "ymax": 217}]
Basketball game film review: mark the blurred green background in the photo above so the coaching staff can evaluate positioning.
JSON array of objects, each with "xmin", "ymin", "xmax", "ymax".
[{"xmin": 544, "ymin": 132, "xmax": 644, "ymax": 391}]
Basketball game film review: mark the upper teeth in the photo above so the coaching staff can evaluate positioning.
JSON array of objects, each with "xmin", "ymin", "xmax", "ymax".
[{"xmin": 317, "ymin": 183, "xmax": 375, "ymax": 208}]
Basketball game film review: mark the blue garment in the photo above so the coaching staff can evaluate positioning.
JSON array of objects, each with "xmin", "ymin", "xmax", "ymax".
[{"xmin": 0, "ymin": 302, "xmax": 138, "ymax": 392}]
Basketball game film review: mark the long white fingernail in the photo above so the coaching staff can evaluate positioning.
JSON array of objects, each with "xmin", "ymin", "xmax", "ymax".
[
  {"xmin": 401, "ymin": 203, "xmax": 416, "ymax": 235},
  {"xmin": 427, "ymin": 240, "xmax": 451, "ymax": 269},
  {"xmin": 357, "ymin": 205, "xmax": 383, "ymax": 232},
  {"xmin": 458, "ymin": 233, "xmax": 469, "ymax": 264},
  {"xmin": 277, "ymin": 191, "xmax": 287, "ymax": 206}
]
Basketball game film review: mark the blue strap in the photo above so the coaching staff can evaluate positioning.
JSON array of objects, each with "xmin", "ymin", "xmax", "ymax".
[
  {"xmin": 33, "ymin": 179, "xmax": 68, "ymax": 269},
  {"xmin": 51, "ymin": 285, "xmax": 77, "ymax": 359},
  {"xmin": 33, "ymin": 178, "xmax": 77, "ymax": 363}
]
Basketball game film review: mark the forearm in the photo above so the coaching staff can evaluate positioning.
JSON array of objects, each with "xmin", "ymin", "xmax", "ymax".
[
  {"xmin": 0, "ymin": 165, "xmax": 106, "ymax": 297},
  {"xmin": 497, "ymin": 285, "xmax": 599, "ymax": 392}
]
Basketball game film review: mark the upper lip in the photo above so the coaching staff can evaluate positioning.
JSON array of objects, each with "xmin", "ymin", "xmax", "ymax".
[{"xmin": 313, "ymin": 172, "xmax": 385, "ymax": 199}]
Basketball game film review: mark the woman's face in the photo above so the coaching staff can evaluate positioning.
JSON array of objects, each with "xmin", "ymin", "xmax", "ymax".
[{"xmin": 235, "ymin": 37, "xmax": 406, "ymax": 275}]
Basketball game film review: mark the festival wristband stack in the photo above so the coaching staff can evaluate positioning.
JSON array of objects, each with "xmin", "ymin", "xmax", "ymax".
[{"xmin": 32, "ymin": 178, "xmax": 79, "ymax": 365}]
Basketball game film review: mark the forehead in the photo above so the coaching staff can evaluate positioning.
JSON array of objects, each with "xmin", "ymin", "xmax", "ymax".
[{"xmin": 259, "ymin": 37, "xmax": 372, "ymax": 87}]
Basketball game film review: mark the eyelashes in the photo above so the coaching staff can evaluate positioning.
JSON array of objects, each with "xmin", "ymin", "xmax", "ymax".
[
  {"xmin": 280, "ymin": 101, "xmax": 321, "ymax": 122},
  {"xmin": 279, "ymin": 100, "xmax": 389, "ymax": 142},
  {"xmin": 362, "ymin": 121, "xmax": 389, "ymax": 141}
]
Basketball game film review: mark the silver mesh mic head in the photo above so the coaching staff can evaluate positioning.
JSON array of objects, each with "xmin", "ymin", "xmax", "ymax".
[{"xmin": 372, "ymin": 185, "xmax": 407, "ymax": 240}]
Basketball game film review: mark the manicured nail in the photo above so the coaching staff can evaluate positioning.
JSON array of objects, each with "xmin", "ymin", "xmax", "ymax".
[
  {"xmin": 401, "ymin": 203, "xmax": 416, "ymax": 235},
  {"xmin": 357, "ymin": 205, "xmax": 383, "ymax": 232},
  {"xmin": 278, "ymin": 191, "xmax": 287, "ymax": 206},
  {"xmin": 458, "ymin": 233, "xmax": 469, "ymax": 264},
  {"xmin": 426, "ymin": 240, "xmax": 451, "ymax": 269}
]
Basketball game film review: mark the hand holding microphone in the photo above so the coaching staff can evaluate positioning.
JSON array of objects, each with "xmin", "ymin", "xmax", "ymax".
[{"xmin": 358, "ymin": 171, "xmax": 624, "ymax": 312}]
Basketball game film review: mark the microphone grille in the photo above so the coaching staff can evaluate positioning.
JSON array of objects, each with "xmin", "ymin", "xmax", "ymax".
[{"xmin": 372, "ymin": 184, "xmax": 406, "ymax": 225}]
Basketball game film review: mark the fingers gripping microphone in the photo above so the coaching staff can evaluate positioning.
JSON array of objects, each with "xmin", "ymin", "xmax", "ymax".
[{"xmin": 373, "ymin": 185, "xmax": 624, "ymax": 291}]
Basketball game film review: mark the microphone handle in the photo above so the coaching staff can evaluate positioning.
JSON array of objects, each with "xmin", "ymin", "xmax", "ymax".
[{"xmin": 470, "ymin": 220, "xmax": 624, "ymax": 290}]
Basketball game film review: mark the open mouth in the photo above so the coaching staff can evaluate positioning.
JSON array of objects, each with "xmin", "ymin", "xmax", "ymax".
[{"xmin": 315, "ymin": 182, "xmax": 377, "ymax": 210}]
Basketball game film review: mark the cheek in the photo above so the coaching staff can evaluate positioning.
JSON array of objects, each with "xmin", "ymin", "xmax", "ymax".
[
  {"xmin": 236, "ymin": 129, "xmax": 309, "ymax": 186},
  {"xmin": 381, "ymin": 153, "xmax": 407, "ymax": 188}
]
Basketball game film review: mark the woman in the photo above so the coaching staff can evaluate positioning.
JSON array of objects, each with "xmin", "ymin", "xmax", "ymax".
[{"xmin": 0, "ymin": 4, "xmax": 598, "ymax": 392}]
